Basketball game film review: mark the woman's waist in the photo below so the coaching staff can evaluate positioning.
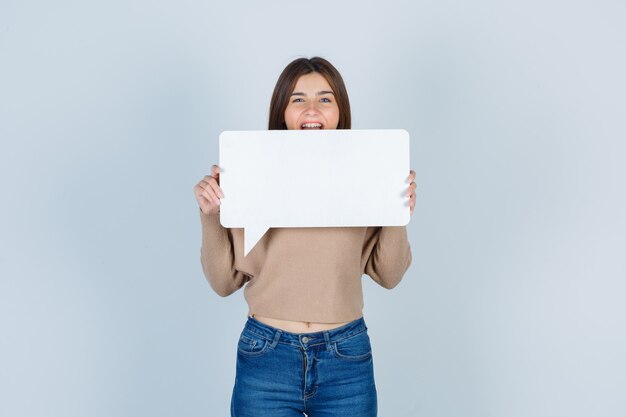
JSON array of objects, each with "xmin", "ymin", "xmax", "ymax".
[{"xmin": 249, "ymin": 313, "xmax": 356, "ymax": 334}]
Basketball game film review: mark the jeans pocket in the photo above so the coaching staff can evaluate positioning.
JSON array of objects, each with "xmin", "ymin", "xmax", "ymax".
[
  {"xmin": 237, "ymin": 330, "xmax": 271, "ymax": 357},
  {"xmin": 332, "ymin": 330, "xmax": 372, "ymax": 361}
]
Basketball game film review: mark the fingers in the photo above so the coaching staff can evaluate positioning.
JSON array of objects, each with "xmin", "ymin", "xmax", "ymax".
[
  {"xmin": 194, "ymin": 182, "xmax": 215, "ymax": 204},
  {"xmin": 405, "ymin": 181, "xmax": 417, "ymax": 197},
  {"xmin": 201, "ymin": 173, "xmax": 224, "ymax": 198},
  {"xmin": 406, "ymin": 169, "xmax": 416, "ymax": 194},
  {"xmin": 199, "ymin": 180, "xmax": 221, "ymax": 205},
  {"xmin": 193, "ymin": 165, "xmax": 224, "ymax": 215},
  {"xmin": 194, "ymin": 181, "xmax": 216, "ymax": 215},
  {"xmin": 206, "ymin": 178, "xmax": 224, "ymax": 199},
  {"xmin": 406, "ymin": 169, "xmax": 417, "ymax": 196},
  {"xmin": 202, "ymin": 176, "xmax": 223, "ymax": 196},
  {"xmin": 407, "ymin": 168, "xmax": 416, "ymax": 216},
  {"xmin": 406, "ymin": 169, "xmax": 415, "ymax": 183},
  {"xmin": 195, "ymin": 180, "xmax": 222, "ymax": 205},
  {"xmin": 405, "ymin": 190, "xmax": 416, "ymax": 216}
]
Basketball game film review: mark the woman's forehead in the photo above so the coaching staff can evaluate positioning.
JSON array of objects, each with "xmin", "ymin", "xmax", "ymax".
[{"xmin": 292, "ymin": 72, "xmax": 333, "ymax": 92}]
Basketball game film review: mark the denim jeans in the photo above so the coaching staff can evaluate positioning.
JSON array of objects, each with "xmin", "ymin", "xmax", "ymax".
[{"xmin": 230, "ymin": 315, "xmax": 377, "ymax": 416}]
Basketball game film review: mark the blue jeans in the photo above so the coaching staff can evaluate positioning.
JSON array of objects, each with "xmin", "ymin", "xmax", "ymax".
[{"xmin": 230, "ymin": 315, "xmax": 378, "ymax": 416}]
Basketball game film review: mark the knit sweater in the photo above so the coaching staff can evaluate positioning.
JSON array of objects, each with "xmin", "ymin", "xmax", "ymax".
[{"xmin": 199, "ymin": 210, "xmax": 412, "ymax": 323}]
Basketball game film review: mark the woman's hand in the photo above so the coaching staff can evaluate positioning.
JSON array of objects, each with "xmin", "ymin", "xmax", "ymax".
[
  {"xmin": 194, "ymin": 164, "xmax": 224, "ymax": 215},
  {"xmin": 406, "ymin": 169, "xmax": 416, "ymax": 216}
]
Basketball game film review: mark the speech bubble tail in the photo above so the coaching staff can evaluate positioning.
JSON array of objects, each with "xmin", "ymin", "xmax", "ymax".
[{"xmin": 243, "ymin": 226, "xmax": 269, "ymax": 257}]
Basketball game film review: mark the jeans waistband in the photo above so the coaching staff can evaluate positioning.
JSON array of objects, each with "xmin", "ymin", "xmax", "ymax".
[{"xmin": 243, "ymin": 315, "xmax": 368, "ymax": 347}]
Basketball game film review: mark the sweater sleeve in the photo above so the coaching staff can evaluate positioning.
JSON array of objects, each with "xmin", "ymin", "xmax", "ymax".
[
  {"xmin": 199, "ymin": 209, "xmax": 249, "ymax": 297},
  {"xmin": 364, "ymin": 225, "xmax": 412, "ymax": 289}
]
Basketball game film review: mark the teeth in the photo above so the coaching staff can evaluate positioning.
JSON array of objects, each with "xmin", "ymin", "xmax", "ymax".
[{"xmin": 301, "ymin": 123, "xmax": 322, "ymax": 128}]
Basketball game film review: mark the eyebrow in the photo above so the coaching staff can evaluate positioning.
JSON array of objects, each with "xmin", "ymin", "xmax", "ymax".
[{"xmin": 290, "ymin": 90, "xmax": 335, "ymax": 96}]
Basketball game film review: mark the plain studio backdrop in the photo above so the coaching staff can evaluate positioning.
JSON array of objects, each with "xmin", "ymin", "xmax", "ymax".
[{"xmin": 1, "ymin": 1, "xmax": 624, "ymax": 416}]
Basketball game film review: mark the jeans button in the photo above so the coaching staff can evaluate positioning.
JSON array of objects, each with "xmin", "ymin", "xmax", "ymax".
[{"xmin": 301, "ymin": 336, "xmax": 309, "ymax": 343}]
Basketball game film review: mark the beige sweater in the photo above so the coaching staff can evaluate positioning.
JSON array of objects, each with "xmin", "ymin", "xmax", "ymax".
[{"xmin": 199, "ymin": 210, "xmax": 412, "ymax": 323}]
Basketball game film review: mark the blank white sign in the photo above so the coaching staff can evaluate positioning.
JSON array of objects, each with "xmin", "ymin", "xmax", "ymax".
[{"xmin": 219, "ymin": 129, "xmax": 411, "ymax": 256}]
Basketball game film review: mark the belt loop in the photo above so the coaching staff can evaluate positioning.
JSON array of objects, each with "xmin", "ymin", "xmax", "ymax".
[
  {"xmin": 324, "ymin": 331, "xmax": 332, "ymax": 351},
  {"xmin": 270, "ymin": 329, "xmax": 282, "ymax": 349}
]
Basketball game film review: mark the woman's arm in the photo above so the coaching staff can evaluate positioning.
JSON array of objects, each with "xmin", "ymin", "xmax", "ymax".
[
  {"xmin": 364, "ymin": 169, "xmax": 415, "ymax": 288},
  {"xmin": 195, "ymin": 164, "xmax": 249, "ymax": 296},
  {"xmin": 363, "ymin": 225, "xmax": 412, "ymax": 289},
  {"xmin": 199, "ymin": 209, "xmax": 249, "ymax": 297}
]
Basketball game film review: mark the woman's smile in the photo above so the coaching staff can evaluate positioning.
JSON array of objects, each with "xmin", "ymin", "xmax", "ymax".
[{"xmin": 301, "ymin": 121, "xmax": 324, "ymax": 129}]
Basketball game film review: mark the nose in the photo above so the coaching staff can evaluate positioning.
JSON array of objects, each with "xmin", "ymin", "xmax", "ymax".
[{"xmin": 305, "ymin": 101, "xmax": 321, "ymax": 115}]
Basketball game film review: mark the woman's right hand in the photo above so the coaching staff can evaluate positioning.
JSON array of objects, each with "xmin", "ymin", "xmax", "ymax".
[{"xmin": 194, "ymin": 164, "xmax": 224, "ymax": 215}]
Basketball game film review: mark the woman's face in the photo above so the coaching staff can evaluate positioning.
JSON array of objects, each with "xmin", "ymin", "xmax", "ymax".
[{"xmin": 284, "ymin": 72, "xmax": 340, "ymax": 130}]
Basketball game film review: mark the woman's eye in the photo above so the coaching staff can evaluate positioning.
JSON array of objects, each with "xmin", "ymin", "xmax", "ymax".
[
  {"xmin": 320, "ymin": 97, "xmax": 331, "ymax": 103},
  {"xmin": 292, "ymin": 98, "xmax": 304, "ymax": 103}
]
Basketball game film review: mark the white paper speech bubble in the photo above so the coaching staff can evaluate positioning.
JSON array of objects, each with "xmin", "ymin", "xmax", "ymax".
[{"xmin": 219, "ymin": 129, "xmax": 411, "ymax": 256}]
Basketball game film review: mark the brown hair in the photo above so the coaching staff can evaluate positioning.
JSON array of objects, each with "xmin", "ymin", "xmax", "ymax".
[{"xmin": 268, "ymin": 57, "xmax": 351, "ymax": 130}]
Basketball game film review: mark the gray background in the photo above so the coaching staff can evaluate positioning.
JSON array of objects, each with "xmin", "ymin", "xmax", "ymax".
[{"xmin": 1, "ymin": 1, "xmax": 625, "ymax": 416}]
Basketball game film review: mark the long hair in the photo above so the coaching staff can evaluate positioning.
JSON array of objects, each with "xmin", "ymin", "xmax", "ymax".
[{"xmin": 268, "ymin": 57, "xmax": 351, "ymax": 130}]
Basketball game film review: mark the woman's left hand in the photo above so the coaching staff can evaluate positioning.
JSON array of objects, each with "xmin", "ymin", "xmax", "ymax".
[{"xmin": 406, "ymin": 169, "xmax": 416, "ymax": 216}]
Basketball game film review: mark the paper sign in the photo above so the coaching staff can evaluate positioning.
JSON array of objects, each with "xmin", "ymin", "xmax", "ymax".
[{"xmin": 219, "ymin": 129, "xmax": 411, "ymax": 256}]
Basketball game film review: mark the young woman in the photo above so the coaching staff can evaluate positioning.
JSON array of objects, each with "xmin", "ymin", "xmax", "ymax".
[{"xmin": 194, "ymin": 57, "xmax": 416, "ymax": 417}]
